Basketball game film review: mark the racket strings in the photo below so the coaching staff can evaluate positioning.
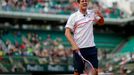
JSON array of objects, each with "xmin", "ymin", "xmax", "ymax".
[{"xmin": 77, "ymin": 51, "xmax": 95, "ymax": 75}]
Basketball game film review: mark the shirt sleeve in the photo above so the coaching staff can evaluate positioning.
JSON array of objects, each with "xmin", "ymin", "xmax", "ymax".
[{"xmin": 65, "ymin": 14, "xmax": 75, "ymax": 31}]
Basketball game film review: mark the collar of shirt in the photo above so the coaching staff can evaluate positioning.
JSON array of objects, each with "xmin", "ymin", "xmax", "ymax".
[{"xmin": 77, "ymin": 9, "xmax": 91, "ymax": 17}]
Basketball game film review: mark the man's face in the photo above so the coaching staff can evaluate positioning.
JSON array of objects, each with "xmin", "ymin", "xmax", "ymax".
[{"xmin": 79, "ymin": 0, "xmax": 88, "ymax": 10}]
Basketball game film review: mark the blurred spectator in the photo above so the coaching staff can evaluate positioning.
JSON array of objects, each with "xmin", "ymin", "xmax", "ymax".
[
  {"xmin": 130, "ymin": 0, "xmax": 134, "ymax": 15},
  {"xmin": 109, "ymin": 2, "xmax": 122, "ymax": 18},
  {"xmin": 0, "ymin": 39, "xmax": 6, "ymax": 53},
  {"xmin": 92, "ymin": 1, "xmax": 102, "ymax": 11},
  {"xmin": 0, "ymin": 49, "xmax": 4, "ymax": 56},
  {"xmin": 21, "ymin": 0, "xmax": 27, "ymax": 11},
  {"xmin": 5, "ymin": 39, "xmax": 15, "ymax": 55},
  {"xmin": 2, "ymin": 0, "xmax": 13, "ymax": 11},
  {"xmin": 105, "ymin": 63, "xmax": 113, "ymax": 72},
  {"xmin": 0, "ymin": 1, "xmax": 2, "ymax": 9},
  {"xmin": 104, "ymin": 8, "xmax": 111, "ymax": 18},
  {"xmin": 43, "ymin": 34, "xmax": 53, "ymax": 49},
  {"xmin": 26, "ymin": 0, "xmax": 34, "ymax": 7},
  {"xmin": 20, "ymin": 42, "xmax": 26, "ymax": 50},
  {"xmin": 69, "ymin": 0, "xmax": 78, "ymax": 12}
]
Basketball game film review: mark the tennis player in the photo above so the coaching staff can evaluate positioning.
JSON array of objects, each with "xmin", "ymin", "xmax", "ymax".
[{"xmin": 65, "ymin": 0, "xmax": 104, "ymax": 75}]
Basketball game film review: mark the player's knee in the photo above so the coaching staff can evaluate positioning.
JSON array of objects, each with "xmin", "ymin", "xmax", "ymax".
[{"xmin": 92, "ymin": 69, "xmax": 98, "ymax": 75}]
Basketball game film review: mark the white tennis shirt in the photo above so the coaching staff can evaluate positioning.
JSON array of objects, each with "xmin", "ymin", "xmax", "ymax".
[{"xmin": 65, "ymin": 9, "xmax": 100, "ymax": 48}]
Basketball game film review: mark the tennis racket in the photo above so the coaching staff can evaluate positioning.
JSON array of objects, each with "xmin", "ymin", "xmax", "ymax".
[{"xmin": 77, "ymin": 51, "xmax": 95, "ymax": 75}]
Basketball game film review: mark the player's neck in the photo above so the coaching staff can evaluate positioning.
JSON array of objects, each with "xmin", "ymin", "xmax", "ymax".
[{"xmin": 79, "ymin": 9, "xmax": 87, "ymax": 15}]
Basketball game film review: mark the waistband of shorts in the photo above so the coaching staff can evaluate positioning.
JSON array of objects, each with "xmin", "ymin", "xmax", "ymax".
[
  {"xmin": 73, "ymin": 46, "xmax": 96, "ymax": 53},
  {"xmin": 80, "ymin": 46, "xmax": 96, "ymax": 50}
]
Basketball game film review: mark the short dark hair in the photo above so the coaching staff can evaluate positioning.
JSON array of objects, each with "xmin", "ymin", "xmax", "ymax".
[{"xmin": 77, "ymin": 0, "xmax": 80, "ymax": 3}]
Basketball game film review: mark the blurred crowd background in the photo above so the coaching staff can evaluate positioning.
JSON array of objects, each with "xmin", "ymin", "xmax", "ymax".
[
  {"xmin": 0, "ymin": 0, "xmax": 134, "ymax": 75},
  {"xmin": 0, "ymin": 0, "xmax": 134, "ymax": 18}
]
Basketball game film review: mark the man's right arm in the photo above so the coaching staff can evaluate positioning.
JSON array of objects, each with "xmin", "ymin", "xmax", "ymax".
[{"xmin": 65, "ymin": 28, "xmax": 79, "ymax": 52}]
